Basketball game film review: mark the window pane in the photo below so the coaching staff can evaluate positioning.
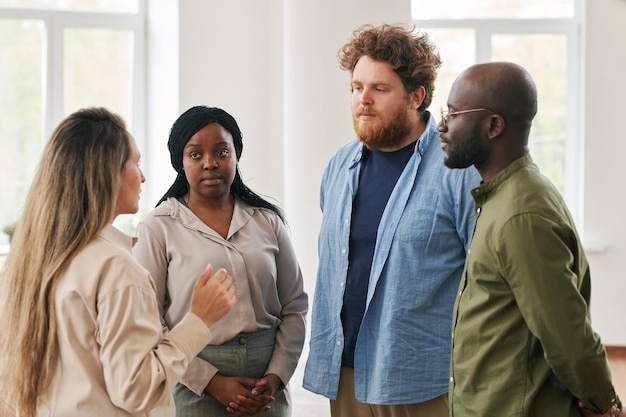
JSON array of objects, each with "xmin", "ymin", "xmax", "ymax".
[
  {"xmin": 64, "ymin": 28, "xmax": 134, "ymax": 128},
  {"xmin": 492, "ymin": 34, "xmax": 568, "ymax": 192},
  {"xmin": 412, "ymin": 0, "xmax": 574, "ymax": 19},
  {"xmin": 422, "ymin": 28, "xmax": 476, "ymax": 117},
  {"xmin": 0, "ymin": 18, "xmax": 44, "ymax": 247},
  {"xmin": 0, "ymin": 0, "xmax": 138, "ymax": 13}
]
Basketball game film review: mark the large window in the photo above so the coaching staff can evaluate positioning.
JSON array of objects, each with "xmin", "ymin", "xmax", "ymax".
[
  {"xmin": 0, "ymin": 0, "xmax": 145, "ymax": 250},
  {"xmin": 413, "ymin": 0, "xmax": 581, "ymax": 222}
]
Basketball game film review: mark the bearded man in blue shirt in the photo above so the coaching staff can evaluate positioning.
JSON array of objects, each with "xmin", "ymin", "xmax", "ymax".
[{"xmin": 303, "ymin": 24, "xmax": 480, "ymax": 417}]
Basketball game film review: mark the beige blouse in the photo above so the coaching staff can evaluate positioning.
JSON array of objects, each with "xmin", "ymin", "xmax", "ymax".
[
  {"xmin": 33, "ymin": 225, "xmax": 212, "ymax": 416},
  {"xmin": 133, "ymin": 198, "xmax": 308, "ymax": 395}
]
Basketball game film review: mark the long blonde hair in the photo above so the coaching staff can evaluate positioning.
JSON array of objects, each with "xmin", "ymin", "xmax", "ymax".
[{"xmin": 0, "ymin": 107, "xmax": 130, "ymax": 417}]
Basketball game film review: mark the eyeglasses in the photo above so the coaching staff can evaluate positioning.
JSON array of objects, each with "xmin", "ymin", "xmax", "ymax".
[{"xmin": 440, "ymin": 107, "xmax": 497, "ymax": 129}]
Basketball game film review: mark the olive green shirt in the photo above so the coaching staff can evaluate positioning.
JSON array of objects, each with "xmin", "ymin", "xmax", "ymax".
[{"xmin": 449, "ymin": 155, "xmax": 621, "ymax": 417}]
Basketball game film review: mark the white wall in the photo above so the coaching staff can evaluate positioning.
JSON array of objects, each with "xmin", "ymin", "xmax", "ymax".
[
  {"xmin": 145, "ymin": 0, "xmax": 179, "ymax": 208},
  {"xmin": 177, "ymin": 1, "xmax": 286, "ymax": 206},
  {"xmin": 145, "ymin": 0, "xmax": 285, "ymax": 208},
  {"xmin": 583, "ymin": 0, "xmax": 626, "ymax": 345}
]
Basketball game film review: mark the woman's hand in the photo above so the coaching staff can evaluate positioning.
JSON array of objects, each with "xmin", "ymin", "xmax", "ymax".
[
  {"xmin": 206, "ymin": 375, "xmax": 274, "ymax": 416},
  {"xmin": 189, "ymin": 264, "xmax": 236, "ymax": 327},
  {"xmin": 250, "ymin": 373, "xmax": 283, "ymax": 397}
]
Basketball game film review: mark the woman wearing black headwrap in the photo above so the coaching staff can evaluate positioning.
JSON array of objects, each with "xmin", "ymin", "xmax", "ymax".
[{"xmin": 133, "ymin": 106, "xmax": 308, "ymax": 417}]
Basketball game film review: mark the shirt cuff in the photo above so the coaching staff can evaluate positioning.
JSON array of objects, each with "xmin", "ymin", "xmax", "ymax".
[
  {"xmin": 179, "ymin": 356, "xmax": 219, "ymax": 396},
  {"xmin": 167, "ymin": 312, "xmax": 212, "ymax": 360}
]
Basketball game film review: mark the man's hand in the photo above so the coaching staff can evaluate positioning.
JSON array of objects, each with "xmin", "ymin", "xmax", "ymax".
[{"xmin": 579, "ymin": 401, "xmax": 624, "ymax": 417}]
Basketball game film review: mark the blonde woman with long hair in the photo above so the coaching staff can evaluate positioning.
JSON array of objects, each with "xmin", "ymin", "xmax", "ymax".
[{"xmin": 0, "ymin": 107, "xmax": 236, "ymax": 417}]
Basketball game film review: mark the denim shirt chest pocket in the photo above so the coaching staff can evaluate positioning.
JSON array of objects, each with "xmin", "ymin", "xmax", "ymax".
[{"xmin": 396, "ymin": 191, "xmax": 439, "ymax": 242}]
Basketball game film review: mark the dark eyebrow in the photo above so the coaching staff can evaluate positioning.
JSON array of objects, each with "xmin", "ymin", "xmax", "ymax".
[
  {"xmin": 184, "ymin": 142, "xmax": 233, "ymax": 152},
  {"xmin": 351, "ymin": 80, "xmax": 393, "ymax": 88}
]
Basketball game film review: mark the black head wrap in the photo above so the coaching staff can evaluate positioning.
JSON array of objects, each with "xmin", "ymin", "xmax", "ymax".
[{"xmin": 157, "ymin": 106, "xmax": 243, "ymax": 206}]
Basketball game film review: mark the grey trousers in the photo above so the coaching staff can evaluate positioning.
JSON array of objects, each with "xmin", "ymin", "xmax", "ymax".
[{"xmin": 173, "ymin": 327, "xmax": 291, "ymax": 417}]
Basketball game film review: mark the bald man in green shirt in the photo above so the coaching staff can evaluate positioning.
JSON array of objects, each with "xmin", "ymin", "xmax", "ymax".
[{"xmin": 438, "ymin": 61, "xmax": 623, "ymax": 417}]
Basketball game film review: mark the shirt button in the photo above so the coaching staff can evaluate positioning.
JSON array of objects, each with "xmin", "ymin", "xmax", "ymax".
[
  {"xmin": 340, "ymin": 282, "xmax": 345, "ymax": 287},
  {"xmin": 238, "ymin": 337, "xmax": 247, "ymax": 345},
  {"xmin": 477, "ymin": 207, "xmax": 481, "ymax": 215},
  {"xmin": 341, "ymin": 248, "xmax": 347, "ymax": 254},
  {"xmin": 450, "ymin": 377, "xmax": 454, "ymax": 383},
  {"xmin": 336, "ymin": 341, "xmax": 342, "ymax": 346}
]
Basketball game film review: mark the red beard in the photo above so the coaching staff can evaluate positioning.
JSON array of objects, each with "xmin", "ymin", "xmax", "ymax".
[{"xmin": 352, "ymin": 106, "xmax": 413, "ymax": 150}]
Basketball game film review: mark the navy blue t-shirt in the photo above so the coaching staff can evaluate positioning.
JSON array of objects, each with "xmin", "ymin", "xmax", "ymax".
[{"xmin": 341, "ymin": 140, "xmax": 416, "ymax": 368}]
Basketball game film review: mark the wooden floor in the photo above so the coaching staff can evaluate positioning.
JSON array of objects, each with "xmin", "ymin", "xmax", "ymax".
[{"xmin": 606, "ymin": 346, "xmax": 626, "ymax": 399}]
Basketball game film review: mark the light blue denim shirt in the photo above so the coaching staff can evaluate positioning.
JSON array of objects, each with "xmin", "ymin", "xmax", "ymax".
[{"xmin": 303, "ymin": 113, "xmax": 480, "ymax": 404}]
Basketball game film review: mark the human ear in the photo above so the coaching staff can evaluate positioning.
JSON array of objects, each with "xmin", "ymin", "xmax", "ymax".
[
  {"xmin": 410, "ymin": 86, "xmax": 426, "ymax": 110},
  {"xmin": 486, "ymin": 114, "xmax": 505, "ymax": 138}
]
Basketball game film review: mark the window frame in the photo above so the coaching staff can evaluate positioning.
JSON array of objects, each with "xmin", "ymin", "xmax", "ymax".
[
  {"xmin": 0, "ymin": 2, "xmax": 146, "ymax": 252},
  {"xmin": 0, "ymin": 3, "xmax": 146, "ymax": 142},
  {"xmin": 414, "ymin": 1, "xmax": 583, "ymax": 223}
]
